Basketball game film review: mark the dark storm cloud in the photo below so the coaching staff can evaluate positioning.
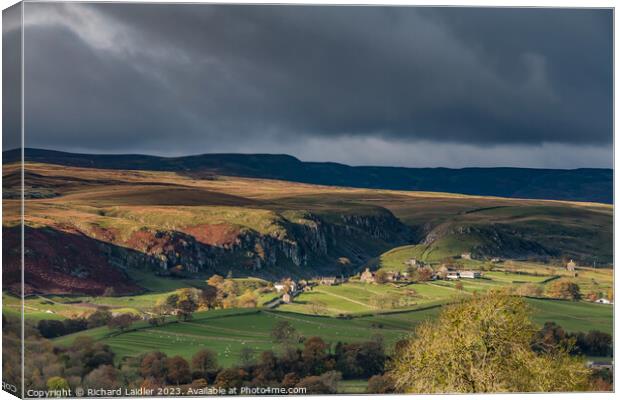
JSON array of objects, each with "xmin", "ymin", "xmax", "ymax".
[
  {"xmin": 2, "ymin": 3, "xmax": 22, "ymax": 151},
  {"xmin": 12, "ymin": 3, "xmax": 613, "ymax": 167}
]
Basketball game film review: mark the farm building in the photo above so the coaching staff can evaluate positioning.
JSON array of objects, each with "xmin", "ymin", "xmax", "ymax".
[
  {"xmin": 460, "ymin": 271, "xmax": 482, "ymax": 279},
  {"xmin": 318, "ymin": 276, "xmax": 343, "ymax": 286},
  {"xmin": 586, "ymin": 361, "xmax": 613, "ymax": 370},
  {"xmin": 595, "ymin": 298, "xmax": 612, "ymax": 304},
  {"xmin": 360, "ymin": 268, "xmax": 376, "ymax": 283},
  {"xmin": 274, "ymin": 280, "xmax": 296, "ymax": 293},
  {"xmin": 566, "ymin": 259, "xmax": 577, "ymax": 272},
  {"xmin": 404, "ymin": 258, "xmax": 419, "ymax": 267},
  {"xmin": 461, "ymin": 252, "xmax": 472, "ymax": 260},
  {"xmin": 282, "ymin": 293, "xmax": 292, "ymax": 304},
  {"xmin": 445, "ymin": 271, "xmax": 481, "ymax": 279},
  {"xmin": 446, "ymin": 272, "xmax": 460, "ymax": 280}
]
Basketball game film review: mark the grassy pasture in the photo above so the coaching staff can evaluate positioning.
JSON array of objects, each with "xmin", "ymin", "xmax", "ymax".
[
  {"xmin": 50, "ymin": 297, "xmax": 611, "ymax": 369},
  {"xmin": 278, "ymin": 282, "xmax": 461, "ymax": 315},
  {"xmin": 53, "ymin": 308, "xmax": 415, "ymax": 366}
]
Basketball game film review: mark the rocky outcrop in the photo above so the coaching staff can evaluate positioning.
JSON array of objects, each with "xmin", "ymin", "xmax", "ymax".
[
  {"xmin": 103, "ymin": 209, "xmax": 411, "ymax": 274},
  {"xmin": 9, "ymin": 207, "xmax": 414, "ymax": 295}
]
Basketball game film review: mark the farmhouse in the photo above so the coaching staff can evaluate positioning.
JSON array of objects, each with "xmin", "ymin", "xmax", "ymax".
[
  {"xmin": 445, "ymin": 270, "xmax": 481, "ymax": 279},
  {"xmin": 274, "ymin": 279, "xmax": 297, "ymax": 293},
  {"xmin": 360, "ymin": 268, "xmax": 376, "ymax": 283},
  {"xmin": 319, "ymin": 276, "xmax": 345, "ymax": 286},
  {"xmin": 461, "ymin": 252, "xmax": 472, "ymax": 260},
  {"xmin": 404, "ymin": 258, "xmax": 419, "ymax": 267},
  {"xmin": 446, "ymin": 272, "xmax": 460, "ymax": 280},
  {"xmin": 566, "ymin": 259, "xmax": 576, "ymax": 272},
  {"xmin": 459, "ymin": 271, "xmax": 482, "ymax": 279}
]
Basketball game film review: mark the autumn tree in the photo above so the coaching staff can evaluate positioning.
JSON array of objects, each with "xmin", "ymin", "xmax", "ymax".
[
  {"xmin": 367, "ymin": 374, "xmax": 396, "ymax": 394},
  {"xmin": 82, "ymin": 365, "xmax": 120, "ymax": 390},
  {"xmin": 389, "ymin": 290, "xmax": 591, "ymax": 393},
  {"xmin": 546, "ymin": 279, "xmax": 582, "ymax": 301},
  {"xmin": 140, "ymin": 351, "xmax": 168, "ymax": 382},
  {"xmin": 46, "ymin": 376, "xmax": 70, "ymax": 392},
  {"xmin": 374, "ymin": 270, "xmax": 389, "ymax": 284},
  {"xmin": 214, "ymin": 368, "xmax": 247, "ymax": 390},
  {"xmin": 176, "ymin": 288, "xmax": 198, "ymax": 321},
  {"xmin": 516, "ymin": 283, "xmax": 544, "ymax": 298},
  {"xmin": 199, "ymin": 285, "xmax": 218, "ymax": 309},
  {"xmin": 237, "ymin": 289, "xmax": 258, "ymax": 308},
  {"xmin": 166, "ymin": 355, "xmax": 192, "ymax": 385},
  {"xmin": 107, "ymin": 314, "xmax": 134, "ymax": 332},
  {"xmin": 87, "ymin": 308, "xmax": 113, "ymax": 329},
  {"xmin": 415, "ymin": 267, "xmax": 434, "ymax": 282},
  {"xmin": 296, "ymin": 371, "xmax": 341, "ymax": 394},
  {"xmin": 302, "ymin": 336, "xmax": 329, "ymax": 375},
  {"xmin": 191, "ymin": 349, "xmax": 219, "ymax": 376},
  {"xmin": 207, "ymin": 274, "xmax": 224, "ymax": 287}
]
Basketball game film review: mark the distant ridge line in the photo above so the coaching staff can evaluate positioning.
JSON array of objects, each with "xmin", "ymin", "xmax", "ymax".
[{"xmin": 2, "ymin": 148, "xmax": 612, "ymax": 204}]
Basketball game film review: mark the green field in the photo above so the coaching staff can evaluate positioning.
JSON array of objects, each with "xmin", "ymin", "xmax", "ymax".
[
  {"xmin": 53, "ymin": 308, "xmax": 423, "ymax": 366},
  {"xmin": 526, "ymin": 298, "xmax": 613, "ymax": 334},
  {"xmin": 50, "ymin": 295, "xmax": 612, "ymax": 368}
]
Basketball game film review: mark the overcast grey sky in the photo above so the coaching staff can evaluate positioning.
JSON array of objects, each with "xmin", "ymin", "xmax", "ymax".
[{"xmin": 4, "ymin": 3, "xmax": 613, "ymax": 168}]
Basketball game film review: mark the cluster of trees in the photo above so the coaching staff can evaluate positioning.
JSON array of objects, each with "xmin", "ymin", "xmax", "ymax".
[
  {"xmin": 205, "ymin": 275, "xmax": 258, "ymax": 309},
  {"xmin": 23, "ymin": 335, "xmax": 116, "ymax": 393},
  {"xmin": 268, "ymin": 320, "xmax": 387, "ymax": 380},
  {"xmin": 515, "ymin": 283, "xmax": 545, "ymax": 297},
  {"xmin": 206, "ymin": 335, "xmax": 386, "ymax": 393},
  {"xmin": 37, "ymin": 308, "xmax": 114, "ymax": 338},
  {"xmin": 151, "ymin": 279, "xmax": 259, "ymax": 323},
  {"xmin": 37, "ymin": 308, "xmax": 141, "ymax": 338},
  {"xmin": 545, "ymin": 279, "xmax": 583, "ymax": 300},
  {"xmin": 511, "ymin": 280, "xmax": 614, "ymax": 304},
  {"xmin": 532, "ymin": 322, "xmax": 613, "ymax": 358},
  {"xmin": 2, "ymin": 315, "xmax": 23, "ymax": 392}
]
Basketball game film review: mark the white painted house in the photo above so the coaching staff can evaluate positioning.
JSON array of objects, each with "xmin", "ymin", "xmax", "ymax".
[{"xmin": 460, "ymin": 271, "xmax": 482, "ymax": 279}]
